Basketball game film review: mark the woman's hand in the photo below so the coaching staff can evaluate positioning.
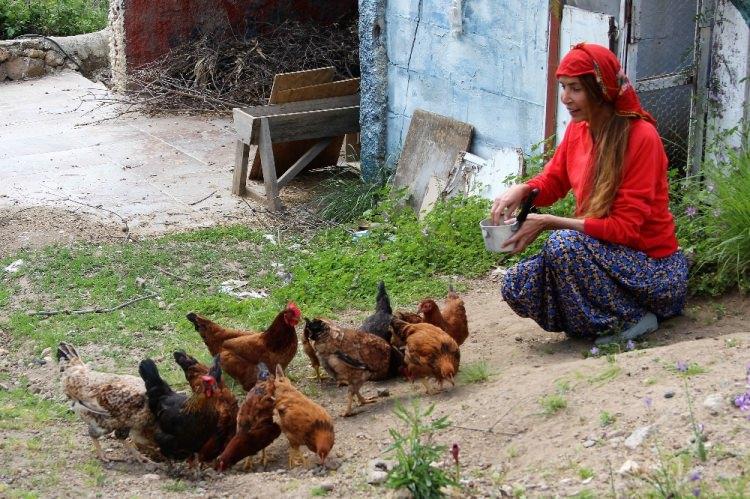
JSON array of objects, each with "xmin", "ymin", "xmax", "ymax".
[
  {"xmin": 503, "ymin": 213, "xmax": 549, "ymax": 254},
  {"xmin": 490, "ymin": 184, "xmax": 532, "ymax": 225}
]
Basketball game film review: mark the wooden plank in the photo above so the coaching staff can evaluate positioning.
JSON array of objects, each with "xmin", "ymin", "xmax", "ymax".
[
  {"xmin": 275, "ymin": 78, "xmax": 360, "ymax": 103},
  {"xmin": 268, "ymin": 67, "xmax": 335, "ymax": 103},
  {"xmin": 265, "ymin": 106, "xmax": 360, "ymax": 143},
  {"xmin": 277, "ymin": 138, "xmax": 334, "ymax": 189},
  {"xmin": 231, "ymin": 140, "xmax": 251, "ymax": 196},
  {"xmin": 239, "ymin": 94, "xmax": 360, "ymax": 119},
  {"xmin": 234, "ymin": 94, "xmax": 360, "ymax": 145},
  {"xmin": 258, "ymin": 119, "xmax": 281, "ymax": 211},
  {"xmin": 393, "ymin": 109, "xmax": 473, "ymax": 212},
  {"xmin": 250, "ymin": 67, "xmax": 337, "ymax": 179}
]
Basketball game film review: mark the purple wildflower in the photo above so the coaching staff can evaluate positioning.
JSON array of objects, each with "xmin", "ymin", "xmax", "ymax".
[
  {"xmin": 626, "ymin": 340, "xmax": 636, "ymax": 351},
  {"xmin": 676, "ymin": 361, "xmax": 689, "ymax": 373},
  {"xmin": 693, "ymin": 487, "xmax": 701, "ymax": 497},
  {"xmin": 690, "ymin": 470, "xmax": 702, "ymax": 482},
  {"xmin": 735, "ymin": 392, "xmax": 750, "ymax": 412},
  {"xmin": 590, "ymin": 347, "xmax": 600, "ymax": 356},
  {"xmin": 643, "ymin": 397, "xmax": 653, "ymax": 409},
  {"xmin": 451, "ymin": 443, "xmax": 460, "ymax": 465},
  {"xmin": 685, "ymin": 206, "xmax": 698, "ymax": 217}
]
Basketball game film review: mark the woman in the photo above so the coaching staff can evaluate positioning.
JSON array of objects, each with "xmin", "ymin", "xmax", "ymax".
[{"xmin": 491, "ymin": 43, "xmax": 688, "ymax": 345}]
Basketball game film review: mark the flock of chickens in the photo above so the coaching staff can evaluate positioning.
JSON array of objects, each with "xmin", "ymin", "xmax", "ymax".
[{"xmin": 57, "ymin": 282, "xmax": 469, "ymax": 473}]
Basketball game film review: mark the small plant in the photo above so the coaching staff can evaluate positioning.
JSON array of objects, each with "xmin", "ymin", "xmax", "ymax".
[
  {"xmin": 588, "ymin": 361, "xmax": 621, "ymax": 386},
  {"xmin": 163, "ymin": 480, "xmax": 190, "ymax": 493},
  {"xmin": 386, "ymin": 400, "xmax": 459, "ymax": 498},
  {"xmin": 666, "ymin": 361, "xmax": 706, "ymax": 377},
  {"xmin": 599, "ymin": 411, "xmax": 616, "ymax": 427},
  {"xmin": 310, "ymin": 485, "xmax": 329, "ymax": 497},
  {"xmin": 0, "ymin": 0, "xmax": 109, "ymax": 38},
  {"xmin": 458, "ymin": 360, "xmax": 491, "ymax": 384},
  {"xmin": 578, "ymin": 467, "xmax": 594, "ymax": 480},
  {"xmin": 733, "ymin": 364, "xmax": 750, "ymax": 419},
  {"xmin": 540, "ymin": 394, "xmax": 567, "ymax": 415},
  {"xmin": 674, "ymin": 361, "xmax": 707, "ymax": 462}
]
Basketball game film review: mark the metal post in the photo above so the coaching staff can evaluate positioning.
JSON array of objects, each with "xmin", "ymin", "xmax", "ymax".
[{"xmin": 688, "ymin": 0, "xmax": 716, "ymax": 175}]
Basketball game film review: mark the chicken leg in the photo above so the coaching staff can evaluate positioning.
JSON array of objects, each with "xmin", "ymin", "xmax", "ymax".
[
  {"xmin": 288, "ymin": 446, "xmax": 307, "ymax": 468},
  {"xmin": 92, "ymin": 437, "xmax": 109, "ymax": 462}
]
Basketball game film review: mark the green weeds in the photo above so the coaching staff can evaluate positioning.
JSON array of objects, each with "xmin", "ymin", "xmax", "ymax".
[
  {"xmin": 0, "ymin": 0, "xmax": 108, "ymax": 38},
  {"xmin": 458, "ymin": 360, "xmax": 492, "ymax": 384},
  {"xmin": 386, "ymin": 400, "xmax": 458, "ymax": 497}
]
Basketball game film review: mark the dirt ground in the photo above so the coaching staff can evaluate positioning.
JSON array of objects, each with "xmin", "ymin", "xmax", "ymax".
[{"xmin": 1, "ymin": 209, "xmax": 749, "ymax": 497}]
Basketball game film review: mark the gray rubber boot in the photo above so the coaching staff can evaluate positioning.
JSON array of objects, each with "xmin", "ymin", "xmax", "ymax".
[{"xmin": 595, "ymin": 312, "xmax": 658, "ymax": 346}]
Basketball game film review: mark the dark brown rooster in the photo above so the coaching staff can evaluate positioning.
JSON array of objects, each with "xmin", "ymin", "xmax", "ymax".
[
  {"xmin": 187, "ymin": 303, "xmax": 302, "ymax": 390},
  {"xmin": 215, "ymin": 363, "xmax": 281, "ymax": 472}
]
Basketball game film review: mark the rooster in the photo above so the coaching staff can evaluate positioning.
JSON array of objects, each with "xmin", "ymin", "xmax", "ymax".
[
  {"xmin": 139, "ymin": 356, "xmax": 228, "ymax": 462},
  {"xmin": 359, "ymin": 281, "xmax": 393, "ymax": 342},
  {"xmin": 419, "ymin": 285, "xmax": 469, "ymax": 346},
  {"xmin": 273, "ymin": 365, "xmax": 334, "ymax": 468},
  {"xmin": 187, "ymin": 302, "xmax": 302, "ymax": 390},
  {"xmin": 57, "ymin": 342, "xmax": 158, "ymax": 463},
  {"xmin": 390, "ymin": 318, "xmax": 460, "ymax": 394},
  {"xmin": 305, "ymin": 318, "xmax": 397, "ymax": 416},
  {"xmin": 173, "ymin": 352, "xmax": 238, "ymax": 463},
  {"xmin": 215, "ymin": 363, "xmax": 281, "ymax": 472}
]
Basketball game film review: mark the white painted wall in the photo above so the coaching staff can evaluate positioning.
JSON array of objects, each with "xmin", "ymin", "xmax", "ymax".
[
  {"xmin": 556, "ymin": 6, "xmax": 613, "ymax": 143},
  {"xmin": 707, "ymin": 0, "xmax": 750, "ymax": 151},
  {"xmin": 384, "ymin": 0, "xmax": 549, "ymax": 166}
]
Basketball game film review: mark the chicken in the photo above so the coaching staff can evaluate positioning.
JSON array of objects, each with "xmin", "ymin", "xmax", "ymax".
[
  {"xmin": 139, "ymin": 356, "xmax": 228, "ymax": 462},
  {"xmin": 57, "ymin": 342, "xmax": 158, "ymax": 463},
  {"xmin": 302, "ymin": 324, "xmax": 327, "ymax": 381},
  {"xmin": 304, "ymin": 318, "xmax": 396, "ymax": 416},
  {"xmin": 419, "ymin": 286, "xmax": 469, "ymax": 346},
  {"xmin": 215, "ymin": 363, "xmax": 281, "ymax": 472},
  {"xmin": 173, "ymin": 352, "xmax": 238, "ymax": 463},
  {"xmin": 359, "ymin": 280, "xmax": 393, "ymax": 342},
  {"xmin": 188, "ymin": 302, "xmax": 302, "ymax": 390},
  {"xmin": 273, "ymin": 365, "xmax": 334, "ymax": 468},
  {"xmin": 390, "ymin": 318, "xmax": 460, "ymax": 394}
]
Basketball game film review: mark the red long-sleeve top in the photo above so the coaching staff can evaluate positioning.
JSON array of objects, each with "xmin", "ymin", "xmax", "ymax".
[{"xmin": 526, "ymin": 120, "xmax": 678, "ymax": 259}]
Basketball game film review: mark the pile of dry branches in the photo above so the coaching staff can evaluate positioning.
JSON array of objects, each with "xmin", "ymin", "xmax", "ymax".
[{"xmin": 113, "ymin": 17, "xmax": 359, "ymax": 115}]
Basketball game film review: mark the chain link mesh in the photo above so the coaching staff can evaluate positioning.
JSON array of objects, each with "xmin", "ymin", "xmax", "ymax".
[{"xmin": 633, "ymin": 0, "xmax": 699, "ymax": 169}]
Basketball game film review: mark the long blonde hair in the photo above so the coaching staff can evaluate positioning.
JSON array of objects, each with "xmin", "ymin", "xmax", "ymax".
[{"xmin": 578, "ymin": 74, "xmax": 631, "ymax": 218}]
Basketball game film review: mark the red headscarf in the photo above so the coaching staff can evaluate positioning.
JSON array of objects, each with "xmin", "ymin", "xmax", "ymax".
[{"xmin": 556, "ymin": 43, "xmax": 656, "ymax": 125}]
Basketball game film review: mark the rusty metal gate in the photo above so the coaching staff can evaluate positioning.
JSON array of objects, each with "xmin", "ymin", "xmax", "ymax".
[{"xmin": 624, "ymin": 0, "xmax": 714, "ymax": 172}]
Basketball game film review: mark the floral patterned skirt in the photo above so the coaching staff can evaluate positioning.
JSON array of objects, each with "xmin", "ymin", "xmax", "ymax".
[{"xmin": 501, "ymin": 230, "xmax": 689, "ymax": 338}]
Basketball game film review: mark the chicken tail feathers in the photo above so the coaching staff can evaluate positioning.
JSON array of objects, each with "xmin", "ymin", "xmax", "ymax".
[
  {"xmin": 139, "ymin": 359, "xmax": 172, "ymax": 399},
  {"xmin": 56, "ymin": 342, "xmax": 82, "ymax": 368},
  {"xmin": 375, "ymin": 281, "xmax": 393, "ymax": 314},
  {"xmin": 334, "ymin": 351, "xmax": 368, "ymax": 370},
  {"xmin": 209, "ymin": 354, "xmax": 223, "ymax": 384},
  {"xmin": 387, "ymin": 346, "xmax": 404, "ymax": 378},
  {"xmin": 304, "ymin": 318, "xmax": 329, "ymax": 342},
  {"xmin": 447, "ymin": 281, "xmax": 459, "ymax": 299}
]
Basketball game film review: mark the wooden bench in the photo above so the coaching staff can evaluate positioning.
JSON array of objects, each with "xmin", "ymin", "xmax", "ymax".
[{"xmin": 231, "ymin": 93, "xmax": 361, "ymax": 210}]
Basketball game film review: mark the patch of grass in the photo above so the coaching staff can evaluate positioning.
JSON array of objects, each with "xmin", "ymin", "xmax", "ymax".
[
  {"xmin": 665, "ymin": 362, "xmax": 707, "ymax": 377},
  {"xmin": 554, "ymin": 379, "xmax": 571, "ymax": 393},
  {"xmin": 506, "ymin": 445, "xmax": 520, "ymax": 459},
  {"xmin": 310, "ymin": 485, "xmax": 330, "ymax": 496},
  {"xmin": 0, "ymin": 387, "xmax": 74, "ymax": 430},
  {"xmin": 570, "ymin": 490, "xmax": 596, "ymax": 499},
  {"xmin": 578, "ymin": 467, "xmax": 594, "ymax": 480},
  {"xmin": 79, "ymin": 459, "xmax": 105, "ymax": 487},
  {"xmin": 458, "ymin": 360, "xmax": 492, "ymax": 384},
  {"xmin": 163, "ymin": 480, "xmax": 190, "ymax": 493},
  {"xmin": 540, "ymin": 394, "xmax": 567, "ymax": 415},
  {"xmin": 588, "ymin": 361, "xmax": 621, "ymax": 386},
  {"xmin": 2, "ymin": 192, "xmax": 498, "ymax": 384},
  {"xmin": 599, "ymin": 411, "xmax": 616, "ymax": 427}
]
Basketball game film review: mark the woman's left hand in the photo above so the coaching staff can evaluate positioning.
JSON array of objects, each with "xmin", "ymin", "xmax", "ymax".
[{"xmin": 503, "ymin": 214, "xmax": 549, "ymax": 254}]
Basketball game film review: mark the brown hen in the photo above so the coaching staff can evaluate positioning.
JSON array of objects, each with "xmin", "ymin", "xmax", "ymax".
[
  {"xmin": 273, "ymin": 365, "xmax": 334, "ymax": 468},
  {"xmin": 419, "ymin": 286, "xmax": 469, "ymax": 346},
  {"xmin": 390, "ymin": 318, "xmax": 460, "ymax": 394}
]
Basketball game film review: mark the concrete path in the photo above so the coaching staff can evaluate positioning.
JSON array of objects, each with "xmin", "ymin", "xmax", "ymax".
[{"xmin": 1, "ymin": 70, "xmax": 257, "ymax": 242}]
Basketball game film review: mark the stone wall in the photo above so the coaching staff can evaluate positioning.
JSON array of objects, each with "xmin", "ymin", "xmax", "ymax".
[
  {"xmin": 0, "ymin": 38, "xmax": 73, "ymax": 81},
  {"xmin": 0, "ymin": 30, "xmax": 110, "ymax": 82}
]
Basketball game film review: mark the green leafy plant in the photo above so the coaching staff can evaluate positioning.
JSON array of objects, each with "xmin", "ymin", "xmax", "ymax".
[
  {"xmin": 386, "ymin": 400, "xmax": 458, "ymax": 498},
  {"xmin": 540, "ymin": 394, "xmax": 567, "ymax": 415},
  {"xmin": 457, "ymin": 360, "xmax": 491, "ymax": 384},
  {"xmin": 599, "ymin": 411, "xmax": 616, "ymax": 427},
  {"xmin": 0, "ymin": 0, "xmax": 108, "ymax": 38}
]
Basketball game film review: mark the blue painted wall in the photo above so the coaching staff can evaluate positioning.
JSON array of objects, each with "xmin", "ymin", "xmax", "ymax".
[{"xmin": 363, "ymin": 0, "xmax": 550, "ymax": 173}]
